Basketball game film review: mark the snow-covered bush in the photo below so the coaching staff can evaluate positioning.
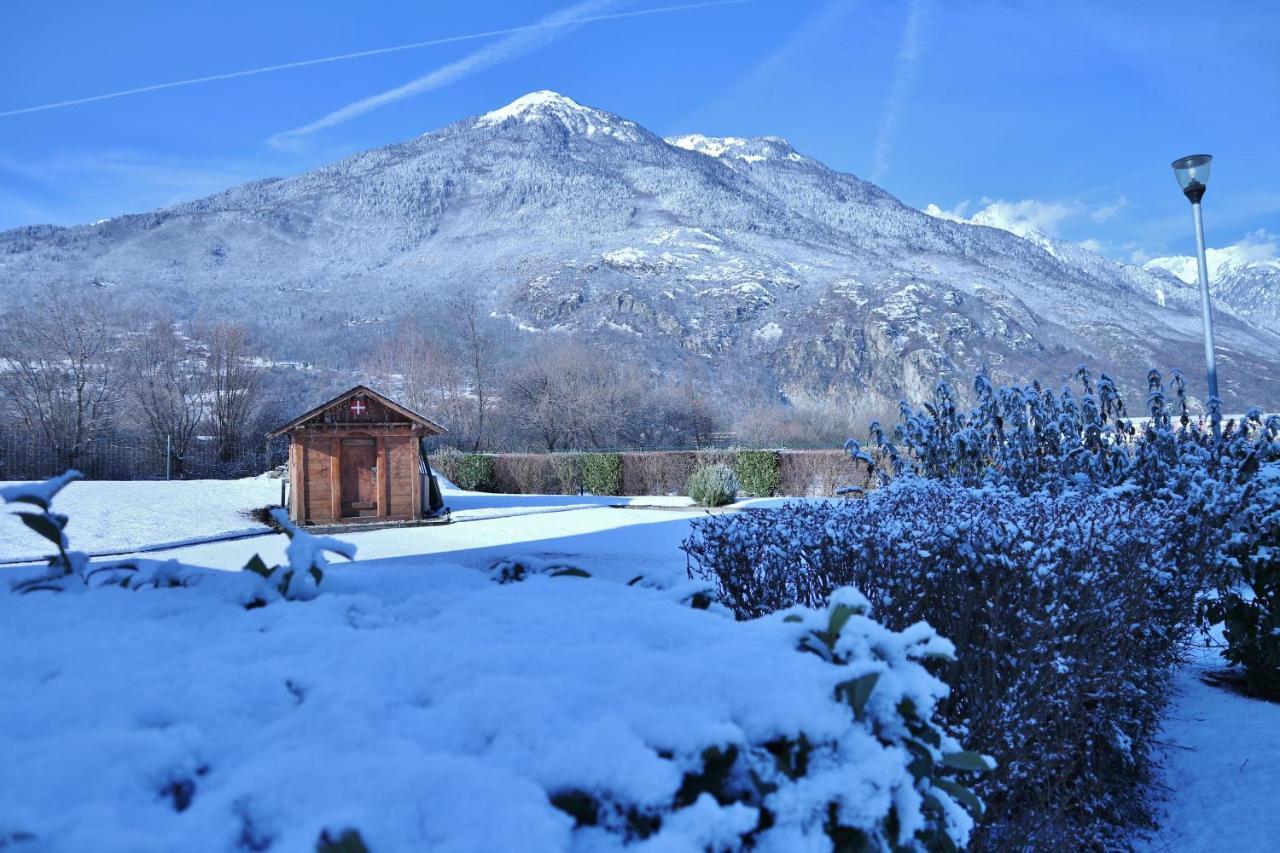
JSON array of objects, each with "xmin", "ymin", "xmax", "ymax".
[
  {"xmin": 0, "ymin": 548, "xmax": 986, "ymax": 849},
  {"xmin": 241, "ymin": 508, "xmax": 356, "ymax": 601},
  {"xmin": 862, "ymin": 367, "xmax": 1278, "ymax": 507},
  {"xmin": 733, "ymin": 449, "xmax": 781, "ymax": 498},
  {"xmin": 684, "ymin": 480, "xmax": 1204, "ymax": 848},
  {"xmin": 687, "ymin": 463, "xmax": 739, "ymax": 507},
  {"xmin": 1207, "ymin": 459, "xmax": 1280, "ymax": 699},
  {"xmin": 541, "ymin": 586, "xmax": 989, "ymax": 850},
  {"xmin": 862, "ymin": 367, "xmax": 1280, "ymax": 703}
]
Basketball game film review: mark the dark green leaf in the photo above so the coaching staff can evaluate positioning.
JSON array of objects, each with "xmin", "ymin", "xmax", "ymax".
[
  {"xmin": 839, "ymin": 671, "xmax": 880, "ymax": 718},
  {"xmin": 941, "ymin": 750, "xmax": 994, "ymax": 772},
  {"xmin": 15, "ymin": 512, "xmax": 63, "ymax": 546},
  {"xmin": 827, "ymin": 603, "xmax": 854, "ymax": 638},
  {"xmin": 902, "ymin": 737, "xmax": 935, "ymax": 781},
  {"xmin": 934, "ymin": 777, "xmax": 985, "ymax": 815},
  {"xmin": 243, "ymin": 554, "xmax": 272, "ymax": 578},
  {"xmin": 550, "ymin": 568, "xmax": 591, "ymax": 578}
]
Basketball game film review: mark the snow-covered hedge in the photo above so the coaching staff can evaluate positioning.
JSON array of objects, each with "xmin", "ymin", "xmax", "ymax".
[
  {"xmin": 685, "ymin": 366, "xmax": 1280, "ymax": 845},
  {"xmin": 684, "ymin": 479, "xmax": 1205, "ymax": 848},
  {"xmin": 861, "ymin": 367, "xmax": 1280, "ymax": 704},
  {"xmin": 1208, "ymin": 459, "xmax": 1280, "ymax": 699}
]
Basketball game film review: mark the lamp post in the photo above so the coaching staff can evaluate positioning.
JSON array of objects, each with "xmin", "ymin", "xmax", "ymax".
[{"xmin": 1171, "ymin": 153, "xmax": 1221, "ymax": 436}]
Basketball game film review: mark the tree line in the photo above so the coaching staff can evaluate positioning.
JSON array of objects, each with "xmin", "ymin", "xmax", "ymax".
[
  {"xmin": 0, "ymin": 286, "xmax": 268, "ymax": 477},
  {"xmin": 0, "ymin": 285, "xmax": 872, "ymax": 479}
]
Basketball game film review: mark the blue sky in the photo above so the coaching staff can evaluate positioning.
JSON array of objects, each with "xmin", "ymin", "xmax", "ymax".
[{"xmin": 2, "ymin": 0, "xmax": 1278, "ymax": 262}]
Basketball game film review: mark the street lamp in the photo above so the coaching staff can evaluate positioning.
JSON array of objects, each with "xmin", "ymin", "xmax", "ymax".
[{"xmin": 1171, "ymin": 153, "xmax": 1221, "ymax": 435}]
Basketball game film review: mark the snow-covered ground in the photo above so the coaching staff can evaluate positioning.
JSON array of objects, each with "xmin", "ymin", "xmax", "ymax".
[
  {"xmin": 0, "ymin": 477, "xmax": 978, "ymax": 851},
  {"xmin": 2, "ymin": 477, "xmax": 1276, "ymax": 850},
  {"xmin": 1138, "ymin": 642, "xmax": 1280, "ymax": 851},
  {"xmin": 0, "ymin": 476, "xmax": 281, "ymax": 560}
]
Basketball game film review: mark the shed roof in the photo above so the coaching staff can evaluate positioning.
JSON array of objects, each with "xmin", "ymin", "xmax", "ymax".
[{"xmin": 267, "ymin": 384, "xmax": 447, "ymax": 438}]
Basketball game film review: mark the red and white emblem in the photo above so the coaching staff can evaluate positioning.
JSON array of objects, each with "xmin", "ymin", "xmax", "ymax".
[{"xmin": 350, "ymin": 398, "xmax": 367, "ymax": 416}]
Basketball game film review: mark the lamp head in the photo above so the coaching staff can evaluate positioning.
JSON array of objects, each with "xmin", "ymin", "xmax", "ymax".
[{"xmin": 1172, "ymin": 154, "xmax": 1212, "ymax": 204}]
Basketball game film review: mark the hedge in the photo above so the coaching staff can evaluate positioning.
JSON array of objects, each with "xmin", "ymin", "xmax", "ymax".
[
  {"xmin": 430, "ymin": 448, "xmax": 867, "ymax": 497},
  {"xmin": 732, "ymin": 450, "xmax": 781, "ymax": 498},
  {"xmin": 433, "ymin": 450, "xmax": 497, "ymax": 493},
  {"xmin": 579, "ymin": 453, "xmax": 624, "ymax": 496}
]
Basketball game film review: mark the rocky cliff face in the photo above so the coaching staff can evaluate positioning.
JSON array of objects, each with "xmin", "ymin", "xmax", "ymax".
[{"xmin": 3, "ymin": 90, "xmax": 1278, "ymax": 410}]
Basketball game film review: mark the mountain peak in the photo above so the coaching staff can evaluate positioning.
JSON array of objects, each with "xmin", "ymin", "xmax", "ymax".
[
  {"xmin": 478, "ymin": 90, "xmax": 586, "ymax": 121},
  {"xmin": 475, "ymin": 90, "xmax": 642, "ymax": 142}
]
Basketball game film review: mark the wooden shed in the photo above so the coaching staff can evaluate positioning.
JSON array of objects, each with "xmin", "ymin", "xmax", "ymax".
[{"xmin": 268, "ymin": 385, "xmax": 447, "ymax": 526}]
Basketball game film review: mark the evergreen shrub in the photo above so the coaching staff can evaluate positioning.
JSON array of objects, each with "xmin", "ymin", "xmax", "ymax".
[
  {"xmin": 435, "ymin": 449, "xmax": 497, "ymax": 492},
  {"xmin": 686, "ymin": 464, "xmax": 739, "ymax": 507},
  {"xmin": 732, "ymin": 450, "xmax": 781, "ymax": 498},
  {"xmin": 579, "ymin": 453, "xmax": 623, "ymax": 496}
]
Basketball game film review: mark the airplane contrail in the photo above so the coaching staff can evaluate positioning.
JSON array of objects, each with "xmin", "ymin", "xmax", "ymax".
[
  {"xmin": 0, "ymin": 0, "xmax": 750, "ymax": 119},
  {"xmin": 871, "ymin": 0, "xmax": 926, "ymax": 183}
]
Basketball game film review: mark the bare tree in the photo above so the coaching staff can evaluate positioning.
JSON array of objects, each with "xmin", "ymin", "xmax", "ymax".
[
  {"xmin": 363, "ymin": 317, "xmax": 471, "ymax": 430},
  {"xmin": 201, "ymin": 322, "xmax": 264, "ymax": 464},
  {"xmin": 120, "ymin": 315, "xmax": 207, "ymax": 475},
  {"xmin": 502, "ymin": 341, "xmax": 715, "ymax": 451},
  {"xmin": 0, "ymin": 285, "xmax": 119, "ymax": 469},
  {"xmin": 505, "ymin": 351, "xmax": 570, "ymax": 451},
  {"xmin": 445, "ymin": 292, "xmax": 496, "ymax": 451}
]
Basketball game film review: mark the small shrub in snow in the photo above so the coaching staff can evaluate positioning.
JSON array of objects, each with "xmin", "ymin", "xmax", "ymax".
[
  {"xmin": 315, "ymin": 828, "xmax": 369, "ymax": 852},
  {"xmin": 241, "ymin": 509, "xmax": 355, "ymax": 601},
  {"xmin": 3, "ymin": 470, "xmax": 89, "ymax": 593},
  {"xmin": 1206, "ymin": 460, "xmax": 1280, "ymax": 699},
  {"xmin": 579, "ymin": 452, "xmax": 623, "ymax": 496},
  {"xmin": 732, "ymin": 449, "xmax": 781, "ymax": 498},
  {"xmin": 687, "ymin": 463, "xmax": 739, "ymax": 507},
  {"xmin": 488, "ymin": 556, "xmax": 591, "ymax": 583}
]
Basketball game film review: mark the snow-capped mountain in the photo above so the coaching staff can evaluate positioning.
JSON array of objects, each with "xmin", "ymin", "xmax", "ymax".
[
  {"xmin": 1144, "ymin": 231, "xmax": 1280, "ymax": 332},
  {"xmin": 3, "ymin": 90, "xmax": 1279, "ymax": 410}
]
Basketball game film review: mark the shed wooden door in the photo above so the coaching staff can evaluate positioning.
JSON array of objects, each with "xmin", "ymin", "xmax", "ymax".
[{"xmin": 340, "ymin": 438, "xmax": 378, "ymax": 516}]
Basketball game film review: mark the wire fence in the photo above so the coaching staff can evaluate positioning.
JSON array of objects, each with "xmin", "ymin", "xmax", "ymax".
[{"xmin": 0, "ymin": 429, "xmax": 289, "ymax": 482}]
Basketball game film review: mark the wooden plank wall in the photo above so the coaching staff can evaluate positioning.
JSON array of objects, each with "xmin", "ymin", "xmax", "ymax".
[
  {"xmin": 387, "ymin": 437, "xmax": 416, "ymax": 518},
  {"xmin": 288, "ymin": 429, "xmax": 421, "ymax": 524},
  {"xmin": 305, "ymin": 436, "xmax": 336, "ymax": 523}
]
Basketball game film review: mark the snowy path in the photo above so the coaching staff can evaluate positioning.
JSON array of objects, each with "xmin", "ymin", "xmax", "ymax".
[{"xmin": 1138, "ymin": 645, "xmax": 1280, "ymax": 851}]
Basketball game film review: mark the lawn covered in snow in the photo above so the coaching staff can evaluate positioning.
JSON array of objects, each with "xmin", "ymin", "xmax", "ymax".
[
  {"xmin": 0, "ymin": 476, "xmax": 281, "ymax": 561},
  {"xmin": 0, "ymin": 477, "xmax": 985, "ymax": 851}
]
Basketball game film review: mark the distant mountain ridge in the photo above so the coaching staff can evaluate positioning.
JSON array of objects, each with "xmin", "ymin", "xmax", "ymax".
[
  {"xmin": 1144, "ymin": 232, "xmax": 1280, "ymax": 332},
  {"xmin": 3, "ymin": 90, "xmax": 1279, "ymax": 410}
]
